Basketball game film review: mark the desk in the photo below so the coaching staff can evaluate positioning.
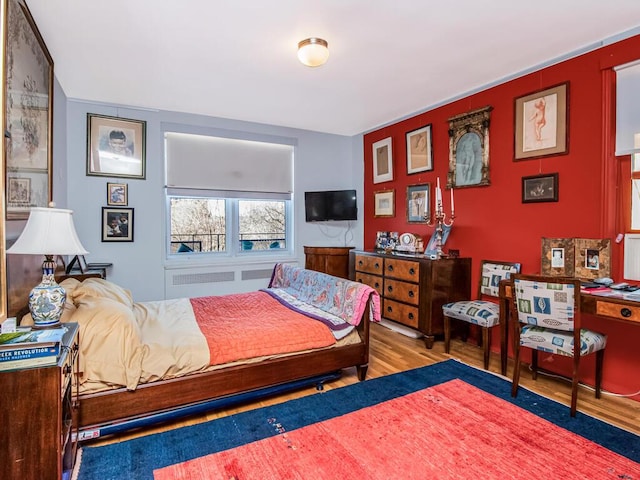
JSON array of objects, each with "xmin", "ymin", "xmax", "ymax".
[{"xmin": 498, "ymin": 281, "xmax": 640, "ymax": 376}]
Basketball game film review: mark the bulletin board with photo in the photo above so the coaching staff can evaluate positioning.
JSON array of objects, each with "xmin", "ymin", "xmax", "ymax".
[{"xmin": 573, "ymin": 238, "xmax": 610, "ymax": 280}]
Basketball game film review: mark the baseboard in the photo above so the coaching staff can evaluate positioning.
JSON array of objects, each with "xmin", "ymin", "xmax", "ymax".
[{"xmin": 379, "ymin": 318, "xmax": 423, "ymax": 339}]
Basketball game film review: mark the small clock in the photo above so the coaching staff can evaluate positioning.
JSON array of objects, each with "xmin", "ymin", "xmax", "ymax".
[{"xmin": 397, "ymin": 233, "xmax": 423, "ymax": 252}]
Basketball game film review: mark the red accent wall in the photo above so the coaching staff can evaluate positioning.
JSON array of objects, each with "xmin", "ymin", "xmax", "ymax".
[{"xmin": 363, "ymin": 34, "xmax": 640, "ymax": 400}]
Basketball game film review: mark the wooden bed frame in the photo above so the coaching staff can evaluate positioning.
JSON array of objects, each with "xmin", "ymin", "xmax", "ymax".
[{"xmin": 7, "ymin": 253, "xmax": 372, "ymax": 439}]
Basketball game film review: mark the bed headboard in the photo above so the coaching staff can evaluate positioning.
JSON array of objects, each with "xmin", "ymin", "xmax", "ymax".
[{"xmin": 7, "ymin": 252, "xmax": 65, "ymax": 318}]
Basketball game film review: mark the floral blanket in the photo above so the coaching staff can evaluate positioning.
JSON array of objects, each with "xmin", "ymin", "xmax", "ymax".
[{"xmin": 267, "ymin": 263, "xmax": 381, "ymax": 328}]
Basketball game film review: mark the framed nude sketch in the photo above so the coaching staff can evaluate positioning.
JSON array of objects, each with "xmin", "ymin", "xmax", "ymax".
[
  {"xmin": 372, "ymin": 137, "xmax": 393, "ymax": 184},
  {"xmin": 447, "ymin": 106, "xmax": 492, "ymax": 189},
  {"xmin": 4, "ymin": 0, "xmax": 54, "ymax": 219},
  {"xmin": 406, "ymin": 125, "xmax": 433, "ymax": 174},
  {"xmin": 87, "ymin": 114, "xmax": 146, "ymax": 179},
  {"xmin": 514, "ymin": 82, "xmax": 569, "ymax": 161}
]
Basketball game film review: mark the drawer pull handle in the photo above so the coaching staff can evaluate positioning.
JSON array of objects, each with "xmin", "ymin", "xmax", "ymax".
[
  {"xmin": 621, "ymin": 307, "xmax": 632, "ymax": 318},
  {"xmin": 387, "ymin": 265, "xmax": 394, "ymax": 272},
  {"xmin": 409, "ymin": 290, "xmax": 415, "ymax": 298},
  {"xmin": 387, "ymin": 285, "xmax": 393, "ymax": 293},
  {"xmin": 375, "ymin": 262, "xmax": 380, "ymax": 269},
  {"xmin": 374, "ymin": 282, "xmax": 380, "ymax": 289},
  {"xmin": 387, "ymin": 306, "xmax": 393, "ymax": 313},
  {"xmin": 409, "ymin": 268, "xmax": 415, "ymax": 275},
  {"xmin": 408, "ymin": 313, "xmax": 414, "ymax": 320},
  {"xmin": 358, "ymin": 260, "xmax": 363, "ymax": 267}
]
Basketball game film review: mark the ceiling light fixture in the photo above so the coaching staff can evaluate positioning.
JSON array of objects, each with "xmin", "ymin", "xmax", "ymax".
[{"xmin": 297, "ymin": 37, "xmax": 329, "ymax": 67}]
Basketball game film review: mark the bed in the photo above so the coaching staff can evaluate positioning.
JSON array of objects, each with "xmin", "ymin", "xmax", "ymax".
[{"xmin": 17, "ymin": 263, "xmax": 380, "ymax": 439}]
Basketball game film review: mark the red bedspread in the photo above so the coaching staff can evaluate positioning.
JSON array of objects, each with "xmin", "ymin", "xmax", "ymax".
[{"xmin": 190, "ymin": 291, "xmax": 337, "ymax": 366}]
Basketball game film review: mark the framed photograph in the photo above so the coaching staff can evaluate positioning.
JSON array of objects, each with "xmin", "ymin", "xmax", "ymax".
[
  {"xmin": 574, "ymin": 238, "xmax": 611, "ymax": 280},
  {"xmin": 374, "ymin": 189, "xmax": 395, "ymax": 217},
  {"xmin": 541, "ymin": 237, "xmax": 575, "ymax": 277},
  {"xmin": 4, "ymin": 0, "xmax": 54, "ymax": 219},
  {"xmin": 372, "ymin": 137, "xmax": 393, "ymax": 184},
  {"xmin": 107, "ymin": 182, "xmax": 128, "ymax": 206},
  {"xmin": 102, "ymin": 207, "xmax": 134, "ymax": 242},
  {"xmin": 522, "ymin": 173, "xmax": 558, "ymax": 203},
  {"xmin": 447, "ymin": 106, "xmax": 492, "ymax": 189},
  {"xmin": 406, "ymin": 184, "xmax": 430, "ymax": 223},
  {"xmin": 406, "ymin": 125, "xmax": 433, "ymax": 174},
  {"xmin": 87, "ymin": 114, "xmax": 146, "ymax": 179},
  {"xmin": 514, "ymin": 82, "xmax": 569, "ymax": 160},
  {"xmin": 424, "ymin": 225, "xmax": 452, "ymax": 257}
]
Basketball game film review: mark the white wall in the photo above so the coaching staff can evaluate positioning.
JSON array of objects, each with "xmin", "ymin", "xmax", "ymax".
[{"xmin": 60, "ymin": 101, "xmax": 364, "ymax": 301}]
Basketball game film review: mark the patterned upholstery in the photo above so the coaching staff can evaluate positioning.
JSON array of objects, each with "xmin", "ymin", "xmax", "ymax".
[
  {"xmin": 511, "ymin": 275, "xmax": 607, "ymax": 417},
  {"xmin": 442, "ymin": 260, "xmax": 521, "ymax": 372},
  {"xmin": 442, "ymin": 300, "xmax": 500, "ymax": 328}
]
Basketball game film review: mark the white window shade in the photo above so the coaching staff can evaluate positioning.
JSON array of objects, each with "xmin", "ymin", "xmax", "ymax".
[
  {"xmin": 166, "ymin": 132, "xmax": 293, "ymax": 193},
  {"xmin": 615, "ymin": 60, "xmax": 640, "ymax": 156}
]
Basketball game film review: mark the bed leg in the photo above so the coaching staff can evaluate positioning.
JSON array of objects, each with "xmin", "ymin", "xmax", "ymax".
[{"xmin": 356, "ymin": 364, "xmax": 368, "ymax": 381}]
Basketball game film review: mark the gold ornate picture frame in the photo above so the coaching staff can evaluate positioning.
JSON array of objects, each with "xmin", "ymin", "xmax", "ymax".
[{"xmin": 447, "ymin": 106, "xmax": 492, "ymax": 188}]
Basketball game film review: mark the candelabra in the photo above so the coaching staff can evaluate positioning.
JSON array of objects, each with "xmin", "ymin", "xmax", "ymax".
[{"xmin": 424, "ymin": 178, "xmax": 455, "ymax": 259}]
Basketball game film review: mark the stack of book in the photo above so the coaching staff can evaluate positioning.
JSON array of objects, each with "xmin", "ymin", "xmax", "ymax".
[{"xmin": 0, "ymin": 327, "xmax": 67, "ymax": 371}]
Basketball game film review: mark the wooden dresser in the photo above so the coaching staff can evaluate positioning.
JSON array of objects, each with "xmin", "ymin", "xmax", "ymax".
[
  {"xmin": 1, "ymin": 323, "xmax": 80, "ymax": 480},
  {"xmin": 304, "ymin": 246, "xmax": 354, "ymax": 279},
  {"xmin": 350, "ymin": 250, "xmax": 471, "ymax": 348}
]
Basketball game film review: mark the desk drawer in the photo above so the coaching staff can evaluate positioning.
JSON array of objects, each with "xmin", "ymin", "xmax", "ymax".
[
  {"xmin": 355, "ymin": 254, "xmax": 383, "ymax": 275},
  {"xmin": 355, "ymin": 272, "xmax": 383, "ymax": 295},
  {"xmin": 384, "ymin": 258, "xmax": 420, "ymax": 282},
  {"xmin": 595, "ymin": 301, "xmax": 640, "ymax": 323},
  {"xmin": 383, "ymin": 299, "xmax": 419, "ymax": 329},
  {"xmin": 384, "ymin": 278, "xmax": 419, "ymax": 305}
]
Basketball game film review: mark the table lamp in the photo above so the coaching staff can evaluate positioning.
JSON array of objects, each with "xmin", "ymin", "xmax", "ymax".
[{"xmin": 7, "ymin": 207, "xmax": 88, "ymax": 328}]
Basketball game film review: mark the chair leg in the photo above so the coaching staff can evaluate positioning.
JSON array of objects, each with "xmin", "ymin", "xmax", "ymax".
[
  {"xmin": 444, "ymin": 316, "xmax": 451, "ymax": 354},
  {"xmin": 531, "ymin": 350, "xmax": 538, "ymax": 380},
  {"xmin": 570, "ymin": 351, "xmax": 581, "ymax": 417},
  {"xmin": 511, "ymin": 328, "xmax": 522, "ymax": 398},
  {"xmin": 595, "ymin": 349, "xmax": 605, "ymax": 399},
  {"xmin": 482, "ymin": 326, "xmax": 491, "ymax": 370}
]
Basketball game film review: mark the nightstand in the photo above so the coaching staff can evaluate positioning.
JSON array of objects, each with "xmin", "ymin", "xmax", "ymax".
[{"xmin": 0, "ymin": 323, "xmax": 80, "ymax": 479}]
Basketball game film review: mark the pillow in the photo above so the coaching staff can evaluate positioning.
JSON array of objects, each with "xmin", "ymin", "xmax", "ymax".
[
  {"xmin": 177, "ymin": 243, "xmax": 193, "ymax": 253},
  {"xmin": 19, "ymin": 278, "xmax": 81, "ymax": 326},
  {"xmin": 72, "ymin": 296, "xmax": 146, "ymax": 390},
  {"xmin": 70, "ymin": 278, "xmax": 134, "ymax": 309}
]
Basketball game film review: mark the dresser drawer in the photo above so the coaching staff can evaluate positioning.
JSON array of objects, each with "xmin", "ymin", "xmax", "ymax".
[
  {"xmin": 355, "ymin": 272, "xmax": 383, "ymax": 295},
  {"xmin": 383, "ymin": 278, "xmax": 419, "ymax": 305},
  {"xmin": 383, "ymin": 299, "xmax": 419, "ymax": 329},
  {"xmin": 384, "ymin": 258, "xmax": 420, "ymax": 282},
  {"xmin": 595, "ymin": 300, "xmax": 640, "ymax": 323},
  {"xmin": 355, "ymin": 254, "xmax": 384, "ymax": 275}
]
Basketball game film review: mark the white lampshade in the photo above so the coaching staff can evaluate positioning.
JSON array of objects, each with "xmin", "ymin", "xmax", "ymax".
[
  {"xmin": 7, "ymin": 207, "xmax": 88, "ymax": 256},
  {"xmin": 297, "ymin": 38, "xmax": 329, "ymax": 67}
]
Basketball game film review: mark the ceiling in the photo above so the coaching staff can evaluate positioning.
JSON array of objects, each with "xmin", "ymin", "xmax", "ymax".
[{"xmin": 25, "ymin": 0, "xmax": 640, "ymax": 136}]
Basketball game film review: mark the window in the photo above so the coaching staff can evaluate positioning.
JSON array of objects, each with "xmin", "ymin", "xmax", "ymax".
[{"xmin": 164, "ymin": 130, "xmax": 294, "ymax": 258}]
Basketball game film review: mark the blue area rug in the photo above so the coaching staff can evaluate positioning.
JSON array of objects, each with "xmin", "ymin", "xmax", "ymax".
[{"xmin": 75, "ymin": 359, "xmax": 640, "ymax": 479}]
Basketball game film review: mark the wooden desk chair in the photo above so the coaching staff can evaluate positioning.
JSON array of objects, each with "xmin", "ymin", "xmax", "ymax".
[
  {"xmin": 442, "ymin": 260, "xmax": 521, "ymax": 372},
  {"xmin": 510, "ymin": 274, "xmax": 607, "ymax": 417}
]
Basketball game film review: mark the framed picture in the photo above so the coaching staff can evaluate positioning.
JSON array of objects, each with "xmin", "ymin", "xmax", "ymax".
[
  {"xmin": 107, "ymin": 182, "xmax": 128, "ymax": 206},
  {"xmin": 514, "ymin": 82, "xmax": 569, "ymax": 160},
  {"xmin": 4, "ymin": 0, "xmax": 54, "ymax": 219},
  {"xmin": 447, "ymin": 106, "xmax": 492, "ymax": 189},
  {"xmin": 522, "ymin": 173, "xmax": 558, "ymax": 203},
  {"xmin": 574, "ymin": 238, "xmax": 611, "ymax": 280},
  {"xmin": 372, "ymin": 137, "xmax": 393, "ymax": 184},
  {"xmin": 424, "ymin": 225, "xmax": 452, "ymax": 257},
  {"xmin": 541, "ymin": 237, "xmax": 575, "ymax": 277},
  {"xmin": 87, "ymin": 114, "xmax": 146, "ymax": 179},
  {"xmin": 406, "ymin": 125, "xmax": 433, "ymax": 174},
  {"xmin": 374, "ymin": 189, "xmax": 395, "ymax": 217},
  {"xmin": 102, "ymin": 207, "xmax": 134, "ymax": 242},
  {"xmin": 406, "ymin": 184, "xmax": 430, "ymax": 223}
]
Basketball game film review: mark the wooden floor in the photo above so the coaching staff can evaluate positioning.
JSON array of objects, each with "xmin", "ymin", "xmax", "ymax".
[{"xmin": 93, "ymin": 322, "xmax": 640, "ymax": 447}]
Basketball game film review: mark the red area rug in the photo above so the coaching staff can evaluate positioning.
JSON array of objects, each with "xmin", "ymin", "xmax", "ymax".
[{"xmin": 153, "ymin": 379, "xmax": 640, "ymax": 479}]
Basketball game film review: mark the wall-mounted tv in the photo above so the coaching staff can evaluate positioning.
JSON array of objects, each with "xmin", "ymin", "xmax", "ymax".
[{"xmin": 305, "ymin": 189, "xmax": 357, "ymax": 222}]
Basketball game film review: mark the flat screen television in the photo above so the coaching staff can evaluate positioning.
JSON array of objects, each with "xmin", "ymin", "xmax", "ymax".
[{"xmin": 305, "ymin": 189, "xmax": 357, "ymax": 222}]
